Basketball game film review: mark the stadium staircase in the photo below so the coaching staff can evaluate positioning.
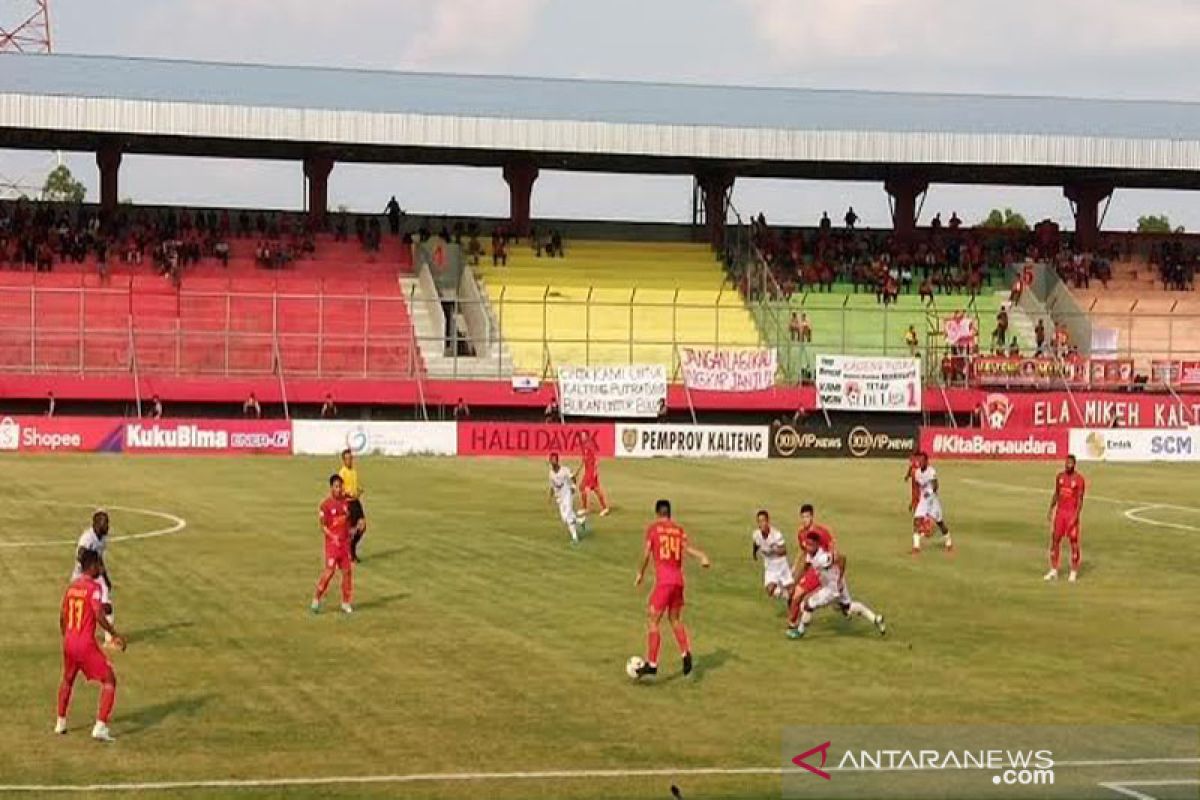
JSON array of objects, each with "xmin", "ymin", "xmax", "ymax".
[{"xmin": 476, "ymin": 240, "xmax": 761, "ymax": 378}]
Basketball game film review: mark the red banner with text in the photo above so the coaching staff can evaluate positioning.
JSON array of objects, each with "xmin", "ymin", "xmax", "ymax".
[
  {"xmin": 920, "ymin": 427, "xmax": 1069, "ymax": 460},
  {"xmin": 977, "ymin": 391, "xmax": 1200, "ymax": 430},
  {"xmin": 0, "ymin": 416, "xmax": 125, "ymax": 453},
  {"xmin": 457, "ymin": 422, "xmax": 615, "ymax": 457},
  {"xmin": 970, "ymin": 356, "xmax": 1134, "ymax": 389}
]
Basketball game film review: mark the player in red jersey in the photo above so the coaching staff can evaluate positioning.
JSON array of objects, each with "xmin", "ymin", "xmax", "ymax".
[
  {"xmin": 1045, "ymin": 454, "xmax": 1086, "ymax": 583},
  {"xmin": 578, "ymin": 440, "xmax": 610, "ymax": 516},
  {"xmin": 55, "ymin": 549, "xmax": 126, "ymax": 741},
  {"xmin": 903, "ymin": 449, "xmax": 922, "ymax": 511},
  {"xmin": 787, "ymin": 503, "xmax": 841, "ymax": 635},
  {"xmin": 632, "ymin": 499, "xmax": 710, "ymax": 679},
  {"xmin": 311, "ymin": 474, "xmax": 354, "ymax": 614}
]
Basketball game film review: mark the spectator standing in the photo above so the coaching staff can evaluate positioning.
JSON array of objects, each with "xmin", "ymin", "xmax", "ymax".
[
  {"xmin": 799, "ymin": 313, "xmax": 812, "ymax": 343},
  {"xmin": 788, "ymin": 312, "xmax": 802, "ymax": 342},
  {"xmin": 544, "ymin": 397, "xmax": 560, "ymax": 423},
  {"xmin": 320, "ymin": 393, "xmax": 338, "ymax": 419},
  {"xmin": 46, "ymin": 391, "xmax": 55, "ymax": 418},
  {"xmin": 384, "ymin": 196, "xmax": 403, "ymax": 236},
  {"xmin": 905, "ymin": 325, "xmax": 919, "ymax": 357},
  {"xmin": 150, "ymin": 394, "xmax": 163, "ymax": 419},
  {"xmin": 243, "ymin": 392, "xmax": 262, "ymax": 419},
  {"xmin": 453, "ymin": 397, "xmax": 471, "ymax": 419},
  {"xmin": 1035, "ymin": 319, "xmax": 1047, "ymax": 356},
  {"xmin": 844, "ymin": 207, "xmax": 858, "ymax": 229}
]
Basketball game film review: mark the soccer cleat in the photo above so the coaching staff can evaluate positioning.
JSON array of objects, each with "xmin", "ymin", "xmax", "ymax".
[
  {"xmin": 1068, "ymin": 571, "xmax": 1078, "ymax": 583},
  {"xmin": 310, "ymin": 599, "xmax": 321, "ymax": 614},
  {"xmin": 340, "ymin": 603, "xmax": 354, "ymax": 614},
  {"xmin": 1043, "ymin": 569, "xmax": 1058, "ymax": 581},
  {"xmin": 91, "ymin": 722, "xmax": 114, "ymax": 743},
  {"xmin": 682, "ymin": 652, "xmax": 693, "ymax": 676},
  {"xmin": 910, "ymin": 547, "xmax": 921, "ymax": 556},
  {"xmin": 54, "ymin": 717, "xmax": 68, "ymax": 735},
  {"xmin": 600, "ymin": 508, "xmax": 611, "ymax": 517},
  {"xmin": 786, "ymin": 626, "xmax": 805, "ymax": 640},
  {"xmin": 874, "ymin": 615, "xmax": 887, "ymax": 636},
  {"xmin": 633, "ymin": 662, "xmax": 658, "ymax": 679}
]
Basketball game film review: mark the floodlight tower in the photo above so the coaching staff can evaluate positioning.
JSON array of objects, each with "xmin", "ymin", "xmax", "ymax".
[{"xmin": 0, "ymin": 0, "xmax": 52, "ymax": 53}]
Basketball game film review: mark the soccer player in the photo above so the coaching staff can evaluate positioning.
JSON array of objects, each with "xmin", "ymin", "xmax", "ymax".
[
  {"xmin": 1046, "ymin": 454, "xmax": 1086, "ymax": 582},
  {"xmin": 56, "ymin": 549, "xmax": 126, "ymax": 741},
  {"xmin": 312, "ymin": 474, "xmax": 354, "ymax": 614},
  {"xmin": 786, "ymin": 504, "xmax": 836, "ymax": 633},
  {"xmin": 548, "ymin": 452, "xmax": 581, "ymax": 544},
  {"xmin": 911, "ymin": 452, "xmax": 953, "ymax": 554},
  {"xmin": 903, "ymin": 449, "xmax": 922, "ymax": 511},
  {"xmin": 790, "ymin": 531, "xmax": 886, "ymax": 639},
  {"xmin": 632, "ymin": 499, "xmax": 710, "ymax": 678},
  {"xmin": 578, "ymin": 440, "xmax": 610, "ymax": 517},
  {"xmin": 72, "ymin": 510, "xmax": 115, "ymax": 646},
  {"xmin": 338, "ymin": 449, "xmax": 367, "ymax": 563},
  {"xmin": 751, "ymin": 509, "xmax": 792, "ymax": 602}
]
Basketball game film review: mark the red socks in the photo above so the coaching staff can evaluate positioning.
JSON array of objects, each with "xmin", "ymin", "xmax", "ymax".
[
  {"xmin": 98, "ymin": 682, "xmax": 116, "ymax": 724},
  {"xmin": 673, "ymin": 625, "xmax": 690, "ymax": 655},
  {"xmin": 57, "ymin": 678, "xmax": 73, "ymax": 717},
  {"xmin": 646, "ymin": 631, "xmax": 661, "ymax": 665}
]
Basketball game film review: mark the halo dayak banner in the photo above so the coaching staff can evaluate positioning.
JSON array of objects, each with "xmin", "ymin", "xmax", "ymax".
[{"xmin": 457, "ymin": 422, "xmax": 615, "ymax": 456}]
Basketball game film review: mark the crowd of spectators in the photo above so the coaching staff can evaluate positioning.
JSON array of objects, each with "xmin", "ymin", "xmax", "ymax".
[{"xmin": 1150, "ymin": 240, "xmax": 1198, "ymax": 290}]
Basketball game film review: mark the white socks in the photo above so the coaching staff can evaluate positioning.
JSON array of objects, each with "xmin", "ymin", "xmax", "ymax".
[
  {"xmin": 848, "ymin": 602, "xmax": 879, "ymax": 624},
  {"xmin": 912, "ymin": 533, "xmax": 921, "ymax": 550}
]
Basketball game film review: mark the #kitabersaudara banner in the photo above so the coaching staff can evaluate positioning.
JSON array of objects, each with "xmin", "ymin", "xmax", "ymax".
[{"xmin": 816, "ymin": 355, "xmax": 922, "ymax": 412}]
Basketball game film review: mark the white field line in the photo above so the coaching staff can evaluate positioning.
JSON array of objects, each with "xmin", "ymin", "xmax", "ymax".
[
  {"xmin": 962, "ymin": 478, "xmax": 1200, "ymax": 532},
  {"xmin": 0, "ymin": 500, "xmax": 187, "ymax": 549},
  {"xmin": 1099, "ymin": 779, "xmax": 1200, "ymax": 800},
  {"xmin": 2, "ymin": 758, "xmax": 1196, "ymax": 794}
]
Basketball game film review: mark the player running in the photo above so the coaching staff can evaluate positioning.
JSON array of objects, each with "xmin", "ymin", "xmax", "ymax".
[
  {"xmin": 548, "ymin": 452, "xmax": 582, "ymax": 544},
  {"xmin": 786, "ymin": 504, "xmax": 836, "ymax": 633},
  {"xmin": 56, "ymin": 549, "xmax": 126, "ymax": 741},
  {"xmin": 1046, "ymin": 454, "xmax": 1086, "ymax": 582},
  {"xmin": 751, "ymin": 509, "xmax": 792, "ymax": 602},
  {"xmin": 632, "ymin": 499, "xmax": 711, "ymax": 679},
  {"xmin": 578, "ymin": 440, "xmax": 610, "ymax": 517},
  {"xmin": 338, "ymin": 449, "xmax": 367, "ymax": 563},
  {"xmin": 311, "ymin": 474, "xmax": 354, "ymax": 615},
  {"xmin": 71, "ymin": 510, "xmax": 116, "ymax": 647},
  {"xmin": 903, "ymin": 449, "xmax": 922, "ymax": 511},
  {"xmin": 911, "ymin": 452, "xmax": 954, "ymax": 554},
  {"xmin": 790, "ymin": 530, "xmax": 886, "ymax": 639}
]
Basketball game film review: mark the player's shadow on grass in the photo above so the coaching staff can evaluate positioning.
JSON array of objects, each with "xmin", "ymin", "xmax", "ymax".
[
  {"xmin": 353, "ymin": 592, "xmax": 409, "ymax": 611},
  {"xmin": 662, "ymin": 648, "xmax": 735, "ymax": 685},
  {"xmin": 125, "ymin": 621, "xmax": 194, "ymax": 645},
  {"xmin": 115, "ymin": 694, "xmax": 213, "ymax": 737}
]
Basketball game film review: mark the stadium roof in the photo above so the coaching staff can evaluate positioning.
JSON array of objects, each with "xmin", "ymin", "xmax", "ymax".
[{"xmin": 3, "ymin": 53, "xmax": 1200, "ymax": 187}]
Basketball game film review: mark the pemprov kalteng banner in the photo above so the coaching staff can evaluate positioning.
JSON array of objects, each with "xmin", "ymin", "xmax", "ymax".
[
  {"xmin": 680, "ymin": 347, "xmax": 777, "ymax": 392},
  {"xmin": 816, "ymin": 355, "xmax": 922, "ymax": 412},
  {"xmin": 557, "ymin": 365, "xmax": 667, "ymax": 418}
]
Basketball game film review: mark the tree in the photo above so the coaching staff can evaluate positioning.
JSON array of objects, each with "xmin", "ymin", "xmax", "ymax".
[
  {"xmin": 980, "ymin": 208, "xmax": 1029, "ymax": 231},
  {"xmin": 42, "ymin": 164, "xmax": 86, "ymax": 203},
  {"xmin": 1137, "ymin": 214, "xmax": 1180, "ymax": 234}
]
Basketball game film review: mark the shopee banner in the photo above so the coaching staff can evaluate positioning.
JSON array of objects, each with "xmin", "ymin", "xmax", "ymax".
[
  {"xmin": 978, "ymin": 391, "xmax": 1200, "ymax": 430},
  {"xmin": 920, "ymin": 427, "xmax": 1068, "ymax": 460},
  {"xmin": 457, "ymin": 422, "xmax": 615, "ymax": 456},
  {"xmin": 0, "ymin": 416, "xmax": 124, "ymax": 453},
  {"xmin": 122, "ymin": 419, "xmax": 293, "ymax": 454}
]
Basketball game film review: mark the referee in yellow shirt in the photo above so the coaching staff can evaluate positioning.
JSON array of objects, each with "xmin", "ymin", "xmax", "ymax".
[{"xmin": 338, "ymin": 449, "xmax": 367, "ymax": 563}]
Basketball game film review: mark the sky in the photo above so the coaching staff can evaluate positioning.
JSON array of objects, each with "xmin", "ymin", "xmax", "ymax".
[{"xmin": 3, "ymin": 0, "xmax": 1200, "ymax": 229}]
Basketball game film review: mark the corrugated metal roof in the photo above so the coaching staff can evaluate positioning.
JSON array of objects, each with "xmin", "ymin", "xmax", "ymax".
[{"xmin": 3, "ymin": 52, "xmax": 1200, "ymax": 141}]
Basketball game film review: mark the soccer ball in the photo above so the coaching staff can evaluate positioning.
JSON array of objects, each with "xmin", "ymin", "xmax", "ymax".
[{"xmin": 625, "ymin": 655, "xmax": 645, "ymax": 679}]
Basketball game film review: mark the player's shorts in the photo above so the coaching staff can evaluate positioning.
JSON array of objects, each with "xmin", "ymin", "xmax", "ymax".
[
  {"xmin": 805, "ymin": 582, "xmax": 852, "ymax": 612},
  {"xmin": 798, "ymin": 567, "xmax": 821, "ymax": 595},
  {"xmin": 62, "ymin": 643, "xmax": 112, "ymax": 683},
  {"xmin": 649, "ymin": 582, "xmax": 685, "ymax": 614},
  {"xmin": 347, "ymin": 499, "xmax": 365, "ymax": 526},
  {"xmin": 580, "ymin": 474, "xmax": 600, "ymax": 492},
  {"xmin": 914, "ymin": 494, "xmax": 943, "ymax": 523},
  {"xmin": 1053, "ymin": 513, "xmax": 1080, "ymax": 540},
  {"xmin": 325, "ymin": 544, "xmax": 352, "ymax": 571},
  {"xmin": 556, "ymin": 494, "xmax": 577, "ymax": 526},
  {"xmin": 763, "ymin": 559, "xmax": 794, "ymax": 589}
]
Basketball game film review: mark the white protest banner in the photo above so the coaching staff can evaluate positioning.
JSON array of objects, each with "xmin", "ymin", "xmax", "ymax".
[
  {"xmin": 816, "ymin": 355, "xmax": 922, "ymax": 412},
  {"xmin": 680, "ymin": 347, "xmax": 777, "ymax": 392},
  {"xmin": 557, "ymin": 364, "xmax": 667, "ymax": 418}
]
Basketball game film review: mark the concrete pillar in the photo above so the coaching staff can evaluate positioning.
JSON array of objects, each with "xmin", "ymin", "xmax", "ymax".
[
  {"xmin": 1063, "ymin": 182, "xmax": 1113, "ymax": 251},
  {"xmin": 503, "ymin": 161, "xmax": 539, "ymax": 235},
  {"xmin": 96, "ymin": 144, "xmax": 122, "ymax": 215},
  {"xmin": 303, "ymin": 154, "xmax": 335, "ymax": 227},
  {"xmin": 696, "ymin": 169, "xmax": 735, "ymax": 248},
  {"xmin": 885, "ymin": 177, "xmax": 929, "ymax": 239}
]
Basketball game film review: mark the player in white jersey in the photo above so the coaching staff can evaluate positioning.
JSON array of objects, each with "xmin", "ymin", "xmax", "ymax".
[
  {"xmin": 750, "ymin": 509, "xmax": 792, "ymax": 601},
  {"xmin": 911, "ymin": 451, "xmax": 953, "ymax": 554},
  {"xmin": 547, "ymin": 452, "xmax": 582, "ymax": 544},
  {"xmin": 70, "ymin": 510, "xmax": 116, "ymax": 645},
  {"xmin": 790, "ymin": 530, "xmax": 886, "ymax": 639}
]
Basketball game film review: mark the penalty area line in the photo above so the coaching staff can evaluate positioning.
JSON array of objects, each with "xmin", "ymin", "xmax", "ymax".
[
  {"xmin": 962, "ymin": 478, "xmax": 1200, "ymax": 532},
  {"xmin": 1099, "ymin": 779, "xmax": 1200, "ymax": 800}
]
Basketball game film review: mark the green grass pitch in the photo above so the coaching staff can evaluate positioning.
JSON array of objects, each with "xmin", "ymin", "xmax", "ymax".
[{"xmin": 1, "ymin": 455, "xmax": 1198, "ymax": 799}]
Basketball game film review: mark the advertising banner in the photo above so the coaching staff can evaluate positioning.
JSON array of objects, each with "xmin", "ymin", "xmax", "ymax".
[
  {"xmin": 293, "ymin": 421, "xmax": 456, "ymax": 456},
  {"xmin": 815, "ymin": 355, "xmax": 921, "ymax": 412},
  {"xmin": 1150, "ymin": 360, "xmax": 1200, "ymax": 387},
  {"xmin": 0, "ymin": 415, "xmax": 124, "ymax": 453},
  {"xmin": 557, "ymin": 365, "xmax": 667, "ymax": 418},
  {"xmin": 769, "ymin": 420, "xmax": 918, "ymax": 459},
  {"xmin": 971, "ymin": 356, "xmax": 1134, "ymax": 389},
  {"xmin": 680, "ymin": 347, "xmax": 777, "ymax": 392},
  {"xmin": 978, "ymin": 391, "xmax": 1200, "ymax": 430},
  {"xmin": 614, "ymin": 424, "xmax": 768, "ymax": 459},
  {"xmin": 122, "ymin": 419, "xmax": 293, "ymax": 454},
  {"xmin": 1070, "ymin": 428, "xmax": 1200, "ymax": 462},
  {"xmin": 457, "ymin": 422, "xmax": 615, "ymax": 457},
  {"xmin": 920, "ymin": 427, "xmax": 1068, "ymax": 460}
]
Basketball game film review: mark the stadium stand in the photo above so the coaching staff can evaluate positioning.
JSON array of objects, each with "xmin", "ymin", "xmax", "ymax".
[{"xmin": 477, "ymin": 239, "xmax": 762, "ymax": 376}]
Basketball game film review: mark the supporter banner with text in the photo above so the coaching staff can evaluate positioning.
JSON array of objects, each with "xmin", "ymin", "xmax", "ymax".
[
  {"xmin": 457, "ymin": 422, "xmax": 615, "ymax": 457},
  {"xmin": 816, "ymin": 355, "xmax": 921, "ymax": 412},
  {"xmin": 557, "ymin": 365, "xmax": 667, "ymax": 418},
  {"xmin": 615, "ymin": 423, "xmax": 768, "ymax": 459},
  {"xmin": 920, "ymin": 427, "xmax": 1068, "ymax": 460},
  {"xmin": 122, "ymin": 419, "xmax": 293, "ymax": 454},
  {"xmin": 0, "ymin": 415, "xmax": 124, "ymax": 453},
  {"xmin": 769, "ymin": 420, "xmax": 918, "ymax": 459},
  {"xmin": 971, "ymin": 356, "xmax": 1134, "ymax": 389},
  {"xmin": 1070, "ymin": 428, "xmax": 1200, "ymax": 462},
  {"xmin": 978, "ymin": 391, "xmax": 1200, "ymax": 430},
  {"xmin": 1150, "ymin": 359, "xmax": 1200, "ymax": 387},
  {"xmin": 293, "ymin": 421, "xmax": 456, "ymax": 456},
  {"xmin": 680, "ymin": 347, "xmax": 777, "ymax": 392}
]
